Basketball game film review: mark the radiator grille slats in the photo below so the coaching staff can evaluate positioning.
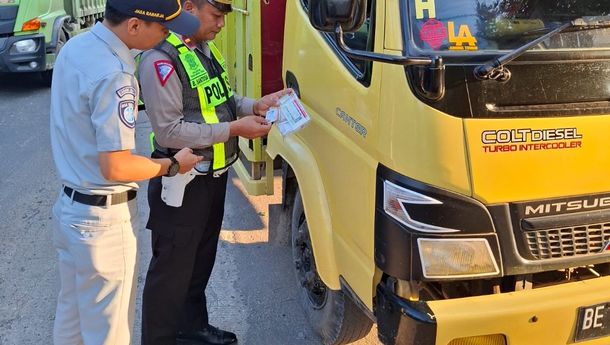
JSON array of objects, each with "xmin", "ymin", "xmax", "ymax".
[{"xmin": 525, "ymin": 222, "xmax": 610, "ymax": 259}]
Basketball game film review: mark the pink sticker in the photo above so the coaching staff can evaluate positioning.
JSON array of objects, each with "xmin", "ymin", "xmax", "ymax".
[{"xmin": 420, "ymin": 19, "xmax": 448, "ymax": 50}]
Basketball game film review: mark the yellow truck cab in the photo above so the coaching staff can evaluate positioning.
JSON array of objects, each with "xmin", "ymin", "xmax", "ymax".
[{"xmin": 217, "ymin": 0, "xmax": 610, "ymax": 344}]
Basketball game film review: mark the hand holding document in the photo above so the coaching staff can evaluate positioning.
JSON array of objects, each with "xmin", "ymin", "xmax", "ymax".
[{"xmin": 265, "ymin": 91, "xmax": 310, "ymax": 136}]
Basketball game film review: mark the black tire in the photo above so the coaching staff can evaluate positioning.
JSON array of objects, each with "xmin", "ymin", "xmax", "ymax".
[
  {"xmin": 40, "ymin": 28, "xmax": 68, "ymax": 86},
  {"xmin": 291, "ymin": 189, "xmax": 373, "ymax": 345}
]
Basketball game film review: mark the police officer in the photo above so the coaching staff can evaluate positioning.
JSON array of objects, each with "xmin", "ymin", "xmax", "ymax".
[
  {"xmin": 138, "ymin": 0, "xmax": 290, "ymax": 344},
  {"xmin": 49, "ymin": 1, "xmax": 201, "ymax": 344}
]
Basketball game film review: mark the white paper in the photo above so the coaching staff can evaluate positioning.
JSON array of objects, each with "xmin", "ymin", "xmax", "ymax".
[
  {"xmin": 268, "ymin": 92, "xmax": 310, "ymax": 136},
  {"xmin": 265, "ymin": 108, "xmax": 279, "ymax": 123}
]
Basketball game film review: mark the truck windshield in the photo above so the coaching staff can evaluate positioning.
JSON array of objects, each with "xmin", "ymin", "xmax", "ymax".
[{"xmin": 408, "ymin": 0, "xmax": 610, "ymax": 53}]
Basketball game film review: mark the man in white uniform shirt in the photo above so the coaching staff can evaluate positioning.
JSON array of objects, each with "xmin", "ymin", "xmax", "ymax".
[{"xmin": 49, "ymin": 1, "xmax": 200, "ymax": 344}]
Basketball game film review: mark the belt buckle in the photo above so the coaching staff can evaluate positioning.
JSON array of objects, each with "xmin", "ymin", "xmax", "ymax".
[
  {"xmin": 110, "ymin": 192, "xmax": 123, "ymax": 206},
  {"xmin": 108, "ymin": 190, "xmax": 134, "ymax": 206}
]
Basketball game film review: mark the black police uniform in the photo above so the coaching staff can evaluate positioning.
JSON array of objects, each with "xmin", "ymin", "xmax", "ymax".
[{"xmin": 140, "ymin": 31, "xmax": 247, "ymax": 345}]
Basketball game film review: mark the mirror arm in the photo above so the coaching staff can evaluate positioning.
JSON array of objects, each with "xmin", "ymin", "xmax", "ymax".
[{"xmin": 334, "ymin": 24, "xmax": 432, "ymax": 66}]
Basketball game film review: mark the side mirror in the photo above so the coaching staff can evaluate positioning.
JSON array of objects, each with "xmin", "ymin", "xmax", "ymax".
[{"xmin": 308, "ymin": 0, "xmax": 366, "ymax": 32}]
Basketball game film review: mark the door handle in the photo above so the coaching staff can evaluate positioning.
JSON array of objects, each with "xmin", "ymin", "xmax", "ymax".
[{"xmin": 285, "ymin": 71, "xmax": 301, "ymax": 98}]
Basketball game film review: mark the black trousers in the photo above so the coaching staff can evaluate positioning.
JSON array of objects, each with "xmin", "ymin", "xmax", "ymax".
[{"xmin": 142, "ymin": 172, "xmax": 229, "ymax": 345}]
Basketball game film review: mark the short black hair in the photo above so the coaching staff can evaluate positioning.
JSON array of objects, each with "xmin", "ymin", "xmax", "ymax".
[{"xmin": 104, "ymin": 4, "xmax": 132, "ymax": 26}]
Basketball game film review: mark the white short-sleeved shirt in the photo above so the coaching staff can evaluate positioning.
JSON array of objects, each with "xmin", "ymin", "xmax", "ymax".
[{"xmin": 50, "ymin": 23, "xmax": 139, "ymax": 195}]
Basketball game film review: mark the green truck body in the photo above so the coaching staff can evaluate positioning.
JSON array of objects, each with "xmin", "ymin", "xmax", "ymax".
[{"xmin": 0, "ymin": 0, "xmax": 105, "ymax": 81}]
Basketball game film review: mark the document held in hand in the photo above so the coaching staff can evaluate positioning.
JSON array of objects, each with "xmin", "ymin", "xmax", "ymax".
[{"xmin": 265, "ymin": 91, "xmax": 311, "ymax": 136}]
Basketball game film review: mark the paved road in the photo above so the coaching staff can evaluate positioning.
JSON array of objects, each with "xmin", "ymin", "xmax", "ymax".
[{"xmin": 0, "ymin": 73, "xmax": 379, "ymax": 345}]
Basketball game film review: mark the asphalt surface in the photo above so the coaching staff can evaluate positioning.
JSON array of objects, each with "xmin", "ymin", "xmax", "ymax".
[{"xmin": 0, "ymin": 73, "xmax": 379, "ymax": 345}]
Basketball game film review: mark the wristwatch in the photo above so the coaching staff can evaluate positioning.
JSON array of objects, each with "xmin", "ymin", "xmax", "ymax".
[{"xmin": 166, "ymin": 156, "xmax": 180, "ymax": 177}]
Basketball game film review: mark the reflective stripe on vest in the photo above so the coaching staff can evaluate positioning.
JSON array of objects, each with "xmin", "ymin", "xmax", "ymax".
[
  {"xmin": 166, "ymin": 33, "xmax": 229, "ymax": 170},
  {"xmin": 208, "ymin": 41, "xmax": 233, "ymax": 98}
]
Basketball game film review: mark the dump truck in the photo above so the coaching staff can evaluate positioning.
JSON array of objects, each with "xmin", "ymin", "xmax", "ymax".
[
  {"xmin": 0, "ymin": 0, "xmax": 105, "ymax": 84},
  {"xmin": 217, "ymin": 0, "xmax": 610, "ymax": 344}
]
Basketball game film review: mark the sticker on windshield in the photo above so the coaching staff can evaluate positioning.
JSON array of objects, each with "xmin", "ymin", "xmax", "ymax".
[
  {"xmin": 414, "ymin": 0, "xmax": 478, "ymax": 51},
  {"xmin": 414, "ymin": 0, "xmax": 436, "ymax": 20},
  {"xmin": 421, "ymin": 19, "xmax": 447, "ymax": 50},
  {"xmin": 448, "ymin": 22, "xmax": 478, "ymax": 51}
]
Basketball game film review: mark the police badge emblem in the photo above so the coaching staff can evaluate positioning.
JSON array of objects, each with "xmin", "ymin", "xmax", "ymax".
[
  {"xmin": 119, "ymin": 100, "xmax": 137, "ymax": 128},
  {"xmin": 154, "ymin": 60, "xmax": 175, "ymax": 87}
]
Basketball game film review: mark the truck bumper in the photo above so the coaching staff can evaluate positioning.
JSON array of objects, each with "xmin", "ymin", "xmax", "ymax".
[
  {"xmin": 0, "ymin": 34, "xmax": 46, "ymax": 73},
  {"xmin": 376, "ymin": 281, "xmax": 437, "ymax": 345},
  {"xmin": 376, "ymin": 276, "xmax": 610, "ymax": 345}
]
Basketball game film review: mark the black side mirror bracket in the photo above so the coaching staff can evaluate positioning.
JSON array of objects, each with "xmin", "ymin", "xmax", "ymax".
[
  {"xmin": 334, "ymin": 25, "xmax": 446, "ymax": 101},
  {"xmin": 334, "ymin": 24, "xmax": 432, "ymax": 66},
  {"xmin": 407, "ymin": 56, "xmax": 445, "ymax": 102}
]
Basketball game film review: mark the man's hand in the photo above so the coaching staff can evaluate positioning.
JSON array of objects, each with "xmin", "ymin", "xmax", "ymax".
[
  {"xmin": 253, "ymin": 88, "xmax": 293, "ymax": 116},
  {"xmin": 99, "ymin": 149, "xmax": 202, "ymax": 182},
  {"xmin": 229, "ymin": 116, "xmax": 272, "ymax": 139},
  {"xmin": 173, "ymin": 147, "xmax": 203, "ymax": 174}
]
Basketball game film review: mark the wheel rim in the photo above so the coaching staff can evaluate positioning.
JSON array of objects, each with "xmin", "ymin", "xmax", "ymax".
[{"xmin": 293, "ymin": 211, "xmax": 328, "ymax": 309}]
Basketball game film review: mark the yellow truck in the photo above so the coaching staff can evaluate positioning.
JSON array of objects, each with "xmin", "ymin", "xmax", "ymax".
[{"xmin": 217, "ymin": 0, "xmax": 610, "ymax": 344}]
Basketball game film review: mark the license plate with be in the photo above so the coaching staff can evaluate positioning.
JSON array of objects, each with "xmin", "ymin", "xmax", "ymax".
[{"xmin": 575, "ymin": 302, "xmax": 610, "ymax": 342}]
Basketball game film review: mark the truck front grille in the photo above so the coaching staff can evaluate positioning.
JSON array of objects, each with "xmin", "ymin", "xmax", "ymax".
[{"xmin": 526, "ymin": 223, "xmax": 610, "ymax": 259}]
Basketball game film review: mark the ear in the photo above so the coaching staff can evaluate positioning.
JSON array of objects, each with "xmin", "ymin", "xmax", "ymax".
[
  {"xmin": 126, "ymin": 17, "xmax": 141, "ymax": 36},
  {"xmin": 183, "ymin": 0, "xmax": 195, "ymax": 12}
]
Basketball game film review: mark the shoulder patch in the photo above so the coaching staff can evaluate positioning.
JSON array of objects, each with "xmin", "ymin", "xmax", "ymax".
[
  {"xmin": 154, "ymin": 60, "xmax": 175, "ymax": 87},
  {"xmin": 118, "ymin": 100, "xmax": 137, "ymax": 129},
  {"xmin": 116, "ymin": 86, "xmax": 136, "ymax": 98}
]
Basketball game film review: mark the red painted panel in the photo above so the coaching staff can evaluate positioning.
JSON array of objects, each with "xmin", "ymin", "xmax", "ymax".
[{"xmin": 260, "ymin": 0, "xmax": 287, "ymax": 95}]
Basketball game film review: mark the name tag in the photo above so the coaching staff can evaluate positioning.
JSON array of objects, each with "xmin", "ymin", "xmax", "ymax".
[{"xmin": 179, "ymin": 51, "xmax": 210, "ymax": 89}]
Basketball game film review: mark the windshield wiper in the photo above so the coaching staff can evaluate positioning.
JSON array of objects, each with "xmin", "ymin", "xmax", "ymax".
[{"xmin": 474, "ymin": 16, "xmax": 610, "ymax": 82}]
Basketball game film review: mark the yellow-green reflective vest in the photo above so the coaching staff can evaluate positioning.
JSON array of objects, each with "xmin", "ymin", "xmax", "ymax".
[{"xmin": 153, "ymin": 33, "xmax": 238, "ymax": 171}]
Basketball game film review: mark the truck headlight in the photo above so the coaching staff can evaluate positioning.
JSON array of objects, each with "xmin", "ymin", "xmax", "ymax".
[
  {"xmin": 384, "ymin": 180, "xmax": 460, "ymax": 233},
  {"xmin": 418, "ymin": 238, "xmax": 500, "ymax": 278},
  {"xmin": 10, "ymin": 39, "xmax": 38, "ymax": 54}
]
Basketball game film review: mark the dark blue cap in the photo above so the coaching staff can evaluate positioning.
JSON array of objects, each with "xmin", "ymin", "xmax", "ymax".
[{"xmin": 107, "ymin": 0, "xmax": 200, "ymax": 36}]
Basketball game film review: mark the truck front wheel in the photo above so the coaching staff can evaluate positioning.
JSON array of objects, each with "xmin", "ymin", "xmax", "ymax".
[{"xmin": 291, "ymin": 189, "xmax": 373, "ymax": 344}]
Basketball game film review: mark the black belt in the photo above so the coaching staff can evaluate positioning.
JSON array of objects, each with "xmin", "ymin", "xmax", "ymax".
[
  {"xmin": 152, "ymin": 148, "xmax": 180, "ymax": 158},
  {"xmin": 63, "ymin": 186, "xmax": 137, "ymax": 206}
]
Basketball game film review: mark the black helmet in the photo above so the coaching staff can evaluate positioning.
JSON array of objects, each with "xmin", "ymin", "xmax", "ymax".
[{"xmin": 206, "ymin": 0, "xmax": 232, "ymax": 13}]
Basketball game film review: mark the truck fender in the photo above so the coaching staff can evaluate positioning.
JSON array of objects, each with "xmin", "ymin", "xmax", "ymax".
[
  {"xmin": 48, "ymin": 15, "xmax": 70, "ymax": 51},
  {"xmin": 266, "ymin": 128, "xmax": 341, "ymax": 289}
]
